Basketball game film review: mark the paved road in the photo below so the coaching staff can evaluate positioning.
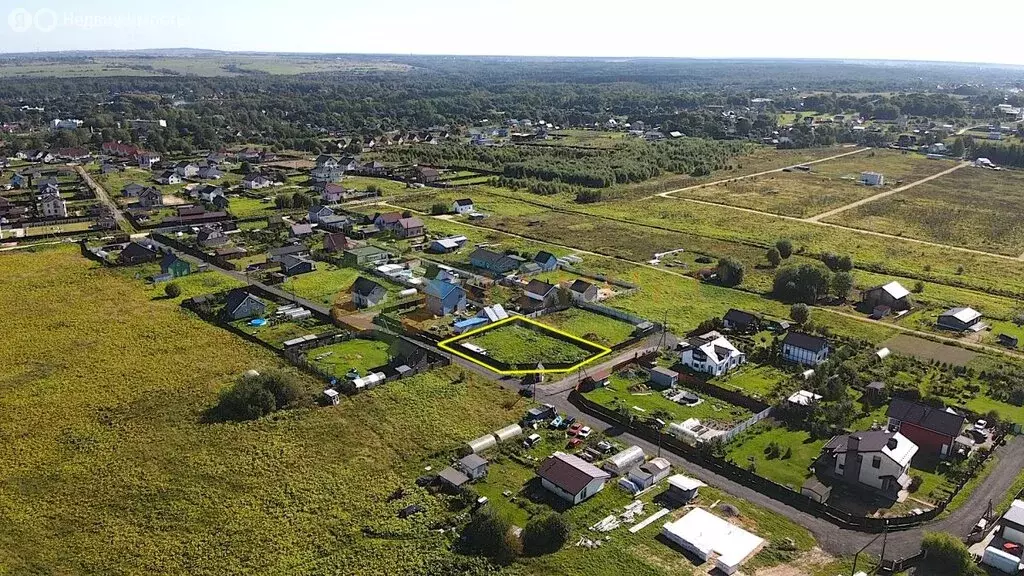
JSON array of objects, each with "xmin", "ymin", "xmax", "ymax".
[
  {"xmin": 806, "ymin": 161, "xmax": 970, "ymax": 222},
  {"xmin": 75, "ymin": 165, "xmax": 135, "ymax": 233},
  {"xmin": 653, "ymin": 146, "xmax": 870, "ymax": 200}
]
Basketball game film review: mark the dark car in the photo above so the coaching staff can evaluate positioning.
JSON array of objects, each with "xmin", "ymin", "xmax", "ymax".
[{"xmin": 398, "ymin": 504, "xmax": 424, "ymax": 519}]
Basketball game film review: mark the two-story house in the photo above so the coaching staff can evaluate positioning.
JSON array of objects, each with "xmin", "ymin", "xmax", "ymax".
[
  {"xmin": 678, "ymin": 331, "xmax": 745, "ymax": 376},
  {"xmin": 819, "ymin": 430, "xmax": 918, "ymax": 501},
  {"xmin": 782, "ymin": 332, "xmax": 830, "ymax": 366}
]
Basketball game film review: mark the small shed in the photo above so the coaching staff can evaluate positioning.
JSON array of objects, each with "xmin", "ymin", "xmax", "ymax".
[
  {"xmin": 458, "ymin": 454, "xmax": 489, "ymax": 480},
  {"xmin": 650, "ymin": 367, "xmax": 679, "ymax": 390},
  {"xmin": 438, "ymin": 466, "xmax": 470, "ymax": 490},
  {"xmin": 998, "ymin": 334, "xmax": 1019, "ymax": 349},
  {"xmin": 493, "ymin": 424, "xmax": 524, "ymax": 443},
  {"xmin": 603, "ymin": 445, "xmax": 645, "ymax": 476},
  {"xmin": 665, "ymin": 474, "xmax": 705, "ymax": 503},
  {"xmin": 801, "ymin": 478, "xmax": 832, "ymax": 503},
  {"xmin": 465, "ymin": 434, "xmax": 498, "ymax": 454}
]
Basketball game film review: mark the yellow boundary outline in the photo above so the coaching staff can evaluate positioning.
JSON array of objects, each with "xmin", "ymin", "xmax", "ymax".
[{"xmin": 438, "ymin": 315, "xmax": 612, "ymax": 375}]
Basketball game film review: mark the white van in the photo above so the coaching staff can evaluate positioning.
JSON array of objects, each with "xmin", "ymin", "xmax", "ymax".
[{"xmin": 523, "ymin": 433, "xmax": 542, "ymax": 449}]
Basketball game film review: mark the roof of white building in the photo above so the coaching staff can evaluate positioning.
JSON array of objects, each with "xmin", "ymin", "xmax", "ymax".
[{"xmin": 662, "ymin": 508, "xmax": 764, "ymax": 573}]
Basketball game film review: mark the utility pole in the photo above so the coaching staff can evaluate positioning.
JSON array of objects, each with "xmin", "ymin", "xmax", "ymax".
[{"xmin": 851, "ymin": 526, "xmax": 886, "ymax": 576}]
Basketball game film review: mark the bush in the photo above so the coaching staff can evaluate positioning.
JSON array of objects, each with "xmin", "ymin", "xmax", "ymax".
[
  {"xmin": 164, "ymin": 282, "xmax": 182, "ymax": 298},
  {"xmin": 830, "ymin": 271, "xmax": 854, "ymax": 300},
  {"xmin": 766, "ymin": 247, "xmax": 781, "ymax": 268},
  {"xmin": 462, "ymin": 507, "xmax": 520, "ymax": 565},
  {"xmin": 717, "ymin": 257, "xmax": 745, "ymax": 287},
  {"xmin": 919, "ymin": 532, "xmax": 980, "ymax": 575},
  {"xmin": 522, "ymin": 514, "xmax": 571, "ymax": 555},
  {"xmin": 820, "ymin": 252, "xmax": 853, "ymax": 272},
  {"xmin": 430, "ymin": 202, "xmax": 448, "ymax": 215},
  {"xmin": 775, "ymin": 239, "xmax": 793, "ymax": 259},
  {"xmin": 908, "ymin": 475, "xmax": 923, "ymax": 492},
  {"xmin": 790, "ymin": 303, "xmax": 810, "ymax": 325},
  {"xmin": 913, "ymin": 280, "xmax": 925, "ymax": 293},
  {"xmin": 213, "ymin": 370, "xmax": 303, "ymax": 421}
]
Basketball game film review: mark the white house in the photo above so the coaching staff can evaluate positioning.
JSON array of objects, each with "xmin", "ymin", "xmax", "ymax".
[
  {"xmin": 782, "ymin": 332, "xmax": 830, "ymax": 366},
  {"xmin": 452, "ymin": 198, "xmax": 474, "ymax": 214},
  {"xmin": 537, "ymin": 452, "xmax": 610, "ymax": 505},
  {"xmin": 242, "ymin": 174, "xmax": 272, "ymax": 190},
  {"xmin": 860, "ymin": 171, "xmax": 884, "ymax": 186},
  {"xmin": 137, "ymin": 152, "xmax": 161, "ymax": 169},
  {"xmin": 821, "ymin": 430, "xmax": 918, "ymax": 499},
  {"xmin": 38, "ymin": 192, "xmax": 68, "ymax": 218},
  {"xmin": 678, "ymin": 331, "xmax": 745, "ymax": 376}
]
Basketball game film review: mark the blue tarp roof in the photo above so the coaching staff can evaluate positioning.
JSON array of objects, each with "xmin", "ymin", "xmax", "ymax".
[{"xmin": 454, "ymin": 317, "xmax": 488, "ymax": 329}]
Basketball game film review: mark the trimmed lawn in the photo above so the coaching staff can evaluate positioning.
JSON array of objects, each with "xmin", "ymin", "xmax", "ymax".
[
  {"xmin": 280, "ymin": 265, "xmax": 364, "ymax": 305},
  {"xmin": 464, "ymin": 323, "xmax": 594, "ymax": 366},
  {"xmin": 587, "ymin": 371, "xmax": 753, "ymax": 426},
  {"xmin": 717, "ymin": 364, "xmax": 789, "ymax": 399},
  {"xmin": 725, "ymin": 423, "xmax": 824, "ymax": 489},
  {"xmin": 307, "ymin": 339, "xmax": 391, "ymax": 376},
  {"xmin": 539, "ymin": 307, "xmax": 636, "ymax": 347}
]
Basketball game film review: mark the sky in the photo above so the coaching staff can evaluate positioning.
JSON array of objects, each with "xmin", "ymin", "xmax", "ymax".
[{"xmin": 4, "ymin": 0, "xmax": 1024, "ymax": 66}]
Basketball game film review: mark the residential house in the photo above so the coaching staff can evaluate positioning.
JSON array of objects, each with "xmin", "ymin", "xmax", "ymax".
[
  {"xmin": 819, "ymin": 430, "xmax": 918, "ymax": 500},
  {"xmin": 424, "ymin": 279, "xmax": 467, "ymax": 316},
  {"xmin": 661, "ymin": 508, "xmax": 765, "ymax": 576},
  {"xmin": 137, "ymin": 152, "xmax": 161, "ymax": 169},
  {"xmin": 197, "ymin": 227, "xmax": 229, "ymax": 248},
  {"xmin": 315, "ymin": 155, "xmax": 339, "ymax": 169},
  {"xmin": 396, "ymin": 217, "xmax": 425, "ymax": 238},
  {"xmin": 197, "ymin": 165, "xmax": 223, "ymax": 180},
  {"xmin": 267, "ymin": 244, "xmax": 310, "ymax": 263},
  {"xmin": 342, "ymin": 246, "xmax": 389, "ymax": 267},
  {"xmin": 351, "ymin": 277, "xmax": 387, "ymax": 308},
  {"xmin": 308, "ymin": 205, "xmax": 335, "ymax": 224},
  {"xmin": 55, "ymin": 147, "xmax": 90, "ymax": 162},
  {"xmin": 235, "ymin": 148, "xmax": 261, "ymax": 162},
  {"xmin": 321, "ymin": 183, "xmax": 345, "ymax": 203},
  {"xmin": 221, "ymin": 289, "xmax": 267, "ymax": 321},
  {"xmin": 197, "ymin": 185, "xmax": 225, "ymax": 203},
  {"xmin": 102, "ymin": 141, "xmax": 140, "ymax": 157},
  {"xmin": 156, "ymin": 170, "xmax": 181, "ymax": 185},
  {"xmin": 886, "ymin": 398, "xmax": 966, "ymax": 459},
  {"xmin": 782, "ymin": 332, "xmax": 830, "ymax": 366},
  {"xmin": 532, "ymin": 251, "xmax": 558, "ymax": 272},
  {"xmin": 100, "ymin": 163, "xmax": 124, "ymax": 175},
  {"xmin": 38, "ymin": 191, "xmax": 68, "ymax": 219},
  {"xmin": 241, "ymin": 174, "xmax": 272, "ymax": 190},
  {"xmin": 160, "ymin": 252, "xmax": 192, "ymax": 278},
  {"xmin": 138, "ymin": 187, "xmax": 163, "ymax": 209},
  {"xmin": 427, "ymin": 235, "xmax": 468, "ymax": 254},
  {"xmin": 452, "ymin": 198, "xmax": 474, "ymax": 214},
  {"xmin": 373, "ymin": 211, "xmax": 403, "ymax": 230},
  {"xmin": 937, "ymin": 307, "xmax": 985, "ymax": 332},
  {"xmin": 122, "ymin": 183, "xmax": 145, "ymax": 197},
  {"xmin": 117, "ymin": 241, "xmax": 160, "ymax": 265},
  {"xmin": 723, "ymin": 309, "xmax": 761, "ymax": 333},
  {"xmin": 323, "ymin": 233, "xmax": 354, "ymax": 253},
  {"xmin": 290, "ymin": 223, "xmax": 313, "ymax": 237},
  {"xmin": 310, "ymin": 164, "xmax": 344, "ymax": 184},
  {"xmin": 319, "ymin": 214, "xmax": 352, "ymax": 233},
  {"xmin": 174, "ymin": 161, "xmax": 200, "ymax": 178},
  {"xmin": 678, "ymin": 331, "xmax": 745, "ymax": 376},
  {"xmin": 280, "ymin": 255, "xmax": 316, "ymax": 276},
  {"xmin": 569, "ymin": 279, "xmax": 599, "ymax": 303},
  {"xmin": 521, "ymin": 279, "xmax": 559, "ymax": 312},
  {"xmin": 360, "ymin": 160, "xmax": 387, "ymax": 176},
  {"xmin": 470, "ymin": 248, "xmax": 524, "ymax": 275},
  {"xmin": 536, "ymin": 452, "xmax": 611, "ymax": 505},
  {"xmin": 650, "ymin": 367, "xmax": 679, "ymax": 389},
  {"xmin": 862, "ymin": 281, "xmax": 911, "ymax": 313},
  {"xmin": 411, "ymin": 165, "xmax": 440, "ymax": 183}
]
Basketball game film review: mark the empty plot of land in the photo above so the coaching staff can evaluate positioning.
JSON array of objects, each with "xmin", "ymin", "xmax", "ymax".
[
  {"xmin": 881, "ymin": 334, "xmax": 977, "ymax": 366},
  {"xmin": 462, "ymin": 323, "xmax": 595, "ymax": 366},
  {"xmin": 681, "ymin": 150, "xmax": 957, "ymax": 218},
  {"xmin": 823, "ymin": 167, "xmax": 1024, "ymax": 256}
]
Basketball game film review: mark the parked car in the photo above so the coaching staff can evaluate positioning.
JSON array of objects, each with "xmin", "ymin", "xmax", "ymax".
[
  {"xmin": 568, "ymin": 422, "xmax": 583, "ymax": 436},
  {"xmin": 548, "ymin": 415, "xmax": 564, "ymax": 429},
  {"xmin": 578, "ymin": 426, "xmax": 592, "ymax": 439},
  {"xmin": 567, "ymin": 437, "xmax": 583, "ymax": 449},
  {"xmin": 523, "ymin": 433, "xmax": 542, "ymax": 448},
  {"xmin": 597, "ymin": 440, "xmax": 615, "ymax": 453}
]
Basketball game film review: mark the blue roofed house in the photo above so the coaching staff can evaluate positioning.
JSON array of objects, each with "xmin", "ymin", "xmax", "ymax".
[
  {"xmin": 533, "ymin": 251, "xmax": 558, "ymax": 272},
  {"xmin": 424, "ymin": 279, "xmax": 467, "ymax": 316}
]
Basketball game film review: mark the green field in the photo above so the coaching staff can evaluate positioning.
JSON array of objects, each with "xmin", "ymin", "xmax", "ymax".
[
  {"xmin": 463, "ymin": 322, "xmax": 595, "ymax": 366},
  {"xmin": 682, "ymin": 149, "xmax": 957, "ymax": 218},
  {"xmin": 587, "ymin": 370, "xmax": 753, "ymax": 426},
  {"xmin": 0, "ymin": 244, "xmax": 549, "ymax": 576},
  {"xmin": 717, "ymin": 364, "xmax": 791, "ymax": 400},
  {"xmin": 0, "ymin": 55, "xmax": 412, "ymax": 78},
  {"xmin": 538, "ymin": 307, "xmax": 636, "ymax": 346},
  {"xmin": 725, "ymin": 423, "xmax": 824, "ymax": 489},
  {"xmin": 306, "ymin": 339, "xmax": 392, "ymax": 376},
  {"xmin": 280, "ymin": 265, "xmax": 365, "ymax": 305},
  {"xmin": 827, "ymin": 166, "xmax": 1024, "ymax": 255}
]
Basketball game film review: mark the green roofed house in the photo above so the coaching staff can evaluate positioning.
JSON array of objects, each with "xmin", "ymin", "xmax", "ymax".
[
  {"xmin": 160, "ymin": 252, "xmax": 192, "ymax": 278},
  {"xmin": 343, "ymin": 246, "xmax": 390, "ymax": 267}
]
